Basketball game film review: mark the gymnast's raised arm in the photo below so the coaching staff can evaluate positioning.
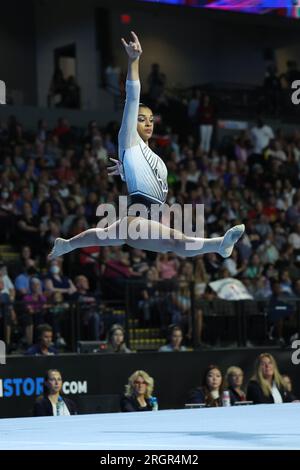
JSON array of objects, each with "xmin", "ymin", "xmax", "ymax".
[{"xmin": 118, "ymin": 31, "xmax": 143, "ymax": 151}]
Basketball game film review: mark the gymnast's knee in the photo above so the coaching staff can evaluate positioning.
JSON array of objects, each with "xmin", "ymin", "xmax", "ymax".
[
  {"xmin": 94, "ymin": 227, "xmax": 125, "ymax": 246},
  {"xmin": 165, "ymin": 237, "xmax": 186, "ymax": 255}
]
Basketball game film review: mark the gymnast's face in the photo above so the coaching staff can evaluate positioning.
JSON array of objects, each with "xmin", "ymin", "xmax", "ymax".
[{"xmin": 137, "ymin": 106, "xmax": 154, "ymax": 142}]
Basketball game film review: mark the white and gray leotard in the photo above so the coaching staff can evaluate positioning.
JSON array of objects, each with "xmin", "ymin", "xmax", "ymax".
[{"xmin": 118, "ymin": 80, "xmax": 168, "ymax": 205}]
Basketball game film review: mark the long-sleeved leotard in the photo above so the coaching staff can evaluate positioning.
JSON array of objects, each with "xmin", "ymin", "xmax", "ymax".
[{"xmin": 118, "ymin": 79, "xmax": 168, "ymax": 205}]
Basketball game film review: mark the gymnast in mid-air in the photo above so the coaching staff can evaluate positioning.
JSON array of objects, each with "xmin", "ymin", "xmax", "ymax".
[{"xmin": 49, "ymin": 31, "xmax": 244, "ymax": 260}]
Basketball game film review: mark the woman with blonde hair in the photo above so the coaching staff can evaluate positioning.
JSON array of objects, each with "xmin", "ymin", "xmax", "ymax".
[
  {"xmin": 120, "ymin": 370, "xmax": 155, "ymax": 412},
  {"xmin": 194, "ymin": 258, "xmax": 209, "ymax": 291},
  {"xmin": 247, "ymin": 353, "xmax": 294, "ymax": 404},
  {"xmin": 225, "ymin": 366, "xmax": 246, "ymax": 405}
]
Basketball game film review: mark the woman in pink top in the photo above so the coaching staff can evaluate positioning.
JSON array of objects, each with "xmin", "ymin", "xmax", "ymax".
[
  {"xmin": 23, "ymin": 278, "xmax": 48, "ymax": 345},
  {"xmin": 156, "ymin": 253, "xmax": 179, "ymax": 280}
]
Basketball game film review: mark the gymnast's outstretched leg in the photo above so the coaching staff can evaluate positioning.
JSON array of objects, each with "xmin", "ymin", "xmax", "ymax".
[{"xmin": 48, "ymin": 217, "xmax": 244, "ymax": 259}]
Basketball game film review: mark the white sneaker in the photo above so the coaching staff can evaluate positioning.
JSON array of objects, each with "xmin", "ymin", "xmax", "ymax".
[
  {"xmin": 218, "ymin": 224, "xmax": 245, "ymax": 258},
  {"xmin": 48, "ymin": 238, "xmax": 72, "ymax": 260}
]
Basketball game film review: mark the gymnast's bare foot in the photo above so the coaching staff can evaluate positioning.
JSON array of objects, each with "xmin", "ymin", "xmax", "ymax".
[
  {"xmin": 48, "ymin": 238, "xmax": 72, "ymax": 260},
  {"xmin": 218, "ymin": 224, "xmax": 245, "ymax": 258}
]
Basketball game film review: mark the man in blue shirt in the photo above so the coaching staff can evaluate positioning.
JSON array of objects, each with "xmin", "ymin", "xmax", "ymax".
[
  {"xmin": 25, "ymin": 324, "xmax": 58, "ymax": 356},
  {"xmin": 15, "ymin": 262, "xmax": 40, "ymax": 298}
]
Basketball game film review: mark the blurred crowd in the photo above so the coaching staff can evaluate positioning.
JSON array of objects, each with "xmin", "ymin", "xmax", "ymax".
[{"xmin": 1, "ymin": 86, "xmax": 300, "ymax": 351}]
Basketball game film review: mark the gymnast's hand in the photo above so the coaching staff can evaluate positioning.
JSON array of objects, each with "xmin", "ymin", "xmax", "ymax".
[
  {"xmin": 107, "ymin": 157, "xmax": 123, "ymax": 177},
  {"xmin": 121, "ymin": 31, "xmax": 142, "ymax": 60}
]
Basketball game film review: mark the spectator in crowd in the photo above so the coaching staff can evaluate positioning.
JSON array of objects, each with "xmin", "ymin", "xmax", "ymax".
[
  {"xmin": 72, "ymin": 275, "xmax": 102, "ymax": 340},
  {"xmin": 138, "ymin": 267, "xmax": 163, "ymax": 326},
  {"xmin": 130, "ymin": 248, "xmax": 149, "ymax": 277},
  {"xmin": 204, "ymin": 253, "xmax": 221, "ymax": 281},
  {"xmin": 44, "ymin": 259, "xmax": 77, "ymax": 301},
  {"xmin": 121, "ymin": 370, "xmax": 155, "ymax": 412},
  {"xmin": 14, "ymin": 259, "xmax": 39, "ymax": 299},
  {"xmin": 16, "ymin": 202, "xmax": 42, "ymax": 251},
  {"xmin": 0, "ymin": 262, "xmax": 17, "ymax": 346},
  {"xmin": 102, "ymin": 248, "xmax": 141, "ymax": 292},
  {"xmin": 84, "ymin": 192, "xmax": 100, "ymax": 226},
  {"xmin": 187, "ymin": 365, "xmax": 224, "ymax": 407},
  {"xmin": 225, "ymin": 366, "xmax": 247, "ymax": 405},
  {"xmin": 253, "ymin": 275, "xmax": 272, "ymax": 300},
  {"xmin": 282, "ymin": 374, "xmax": 298, "ymax": 401},
  {"xmin": 0, "ymin": 186, "xmax": 16, "ymax": 242},
  {"xmin": 250, "ymin": 118, "xmax": 274, "ymax": 157},
  {"xmin": 222, "ymin": 249, "xmax": 247, "ymax": 278},
  {"xmin": 106, "ymin": 324, "xmax": 131, "ymax": 353},
  {"xmin": 257, "ymin": 232, "xmax": 279, "ymax": 265},
  {"xmin": 255, "ymin": 213, "xmax": 272, "ymax": 240},
  {"xmin": 166, "ymin": 262, "xmax": 204, "ymax": 346},
  {"xmin": 42, "ymin": 219, "xmax": 63, "ymax": 254},
  {"xmin": 52, "ymin": 117, "xmax": 72, "ymax": 147},
  {"xmin": 19, "ymin": 245, "xmax": 36, "ymax": 270},
  {"xmin": 25, "ymin": 324, "xmax": 57, "ymax": 356},
  {"xmin": 46, "ymin": 291, "xmax": 68, "ymax": 347},
  {"xmin": 194, "ymin": 258, "xmax": 209, "ymax": 296},
  {"xmin": 167, "ymin": 275, "xmax": 192, "ymax": 338},
  {"xmin": 0, "ymin": 262, "xmax": 15, "ymax": 302},
  {"xmin": 34, "ymin": 369, "xmax": 77, "ymax": 416},
  {"xmin": 198, "ymin": 94, "xmax": 215, "ymax": 153},
  {"xmin": 43, "ymin": 258, "xmax": 76, "ymax": 346},
  {"xmin": 55, "ymin": 158, "xmax": 76, "ymax": 185},
  {"xmin": 288, "ymin": 222, "xmax": 300, "ymax": 250},
  {"xmin": 37, "ymin": 119, "xmax": 48, "ymax": 143},
  {"xmin": 247, "ymin": 353, "xmax": 295, "ymax": 404},
  {"xmin": 0, "ymin": 275, "xmax": 16, "ymax": 349},
  {"xmin": 22, "ymin": 278, "xmax": 48, "ymax": 346},
  {"xmin": 234, "ymin": 131, "xmax": 251, "ymax": 163},
  {"xmin": 159, "ymin": 324, "xmax": 187, "ymax": 352},
  {"xmin": 267, "ymin": 281, "xmax": 296, "ymax": 346},
  {"xmin": 188, "ymin": 88, "xmax": 201, "ymax": 123},
  {"xmin": 92, "ymin": 135, "xmax": 108, "ymax": 162},
  {"xmin": 279, "ymin": 269, "xmax": 293, "ymax": 296},
  {"xmin": 156, "ymin": 253, "xmax": 179, "ymax": 280}
]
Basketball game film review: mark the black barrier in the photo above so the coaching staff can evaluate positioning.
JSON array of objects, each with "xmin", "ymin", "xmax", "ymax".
[
  {"xmin": 0, "ymin": 298, "xmax": 126, "ymax": 353},
  {"xmin": 2, "ymin": 287, "xmax": 300, "ymax": 353},
  {"xmin": 125, "ymin": 281, "xmax": 300, "ymax": 350},
  {"xmin": 0, "ymin": 348, "xmax": 299, "ymax": 419}
]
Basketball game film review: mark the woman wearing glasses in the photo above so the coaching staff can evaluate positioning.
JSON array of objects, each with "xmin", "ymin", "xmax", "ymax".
[
  {"xmin": 120, "ymin": 370, "xmax": 156, "ymax": 412},
  {"xmin": 225, "ymin": 366, "xmax": 246, "ymax": 405}
]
